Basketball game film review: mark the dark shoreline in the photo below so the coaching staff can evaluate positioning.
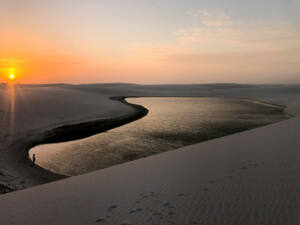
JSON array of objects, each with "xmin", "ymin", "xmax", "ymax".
[{"xmin": 38, "ymin": 97, "xmax": 149, "ymax": 144}]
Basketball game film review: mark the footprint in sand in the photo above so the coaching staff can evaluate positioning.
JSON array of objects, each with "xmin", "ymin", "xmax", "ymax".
[
  {"xmin": 177, "ymin": 193, "xmax": 191, "ymax": 197},
  {"xmin": 95, "ymin": 218, "xmax": 105, "ymax": 223},
  {"xmin": 129, "ymin": 210, "xmax": 136, "ymax": 214},
  {"xmin": 162, "ymin": 201, "xmax": 170, "ymax": 206},
  {"xmin": 129, "ymin": 208, "xmax": 143, "ymax": 214},
  {"xmin": 106, "ymin": 205, "xmax": 117, "ymax": 212}
]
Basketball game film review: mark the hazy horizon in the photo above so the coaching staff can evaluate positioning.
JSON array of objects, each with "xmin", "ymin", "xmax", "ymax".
[
  {"xmin": 2, "ymin": 82, "xmax": 300, "ymax": 86},
  {"xmin": 1, "ymin": 0, "xmax": 300, "ymax": 84}
]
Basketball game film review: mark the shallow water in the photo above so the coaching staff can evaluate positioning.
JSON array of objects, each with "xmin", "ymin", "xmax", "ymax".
[{"xmin": 29, "ymin": 97, "xmax": 289, "ymax": 176}]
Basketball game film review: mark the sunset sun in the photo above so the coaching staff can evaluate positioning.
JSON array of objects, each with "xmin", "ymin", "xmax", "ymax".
[{"xmin": 9, "ymin": 74, "xmax": 15, "ymax": 80}]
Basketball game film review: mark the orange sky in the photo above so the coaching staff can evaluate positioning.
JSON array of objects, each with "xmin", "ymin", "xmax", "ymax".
[{"xmin": 1, "ymin": 0, "xmax": 300, "ymax": 84}]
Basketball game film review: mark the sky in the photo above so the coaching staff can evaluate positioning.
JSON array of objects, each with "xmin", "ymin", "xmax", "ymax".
[{"xmin": 0, "ymin": 0, "xmax": 300, "ymax": 84}]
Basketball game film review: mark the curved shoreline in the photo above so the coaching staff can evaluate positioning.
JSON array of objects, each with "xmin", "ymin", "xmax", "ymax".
[
  {"xmin": 38, "ymin": 97, "xmax": 149, "ymax": 144},
  {"xmin": 2, "ymin": 96, "xmax": 290, "ymax": 194},
  {"xmin": 1, "ymin": 97, "xmax": 148, "ymax": 194}
]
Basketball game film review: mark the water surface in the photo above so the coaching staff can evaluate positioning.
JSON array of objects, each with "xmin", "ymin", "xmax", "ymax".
[{"xmin": 30, "ymin": 97, "xmax": 289, "ymax": 176}]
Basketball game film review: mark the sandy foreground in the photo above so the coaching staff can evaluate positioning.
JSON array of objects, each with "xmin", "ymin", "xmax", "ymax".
[{"xmin": 0, "ymin": 83, "xmax": 300, "ymax": 225}]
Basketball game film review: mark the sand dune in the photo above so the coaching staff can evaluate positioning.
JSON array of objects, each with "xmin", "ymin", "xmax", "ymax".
[{"xmin": 0, "ymin": 84, "xmax": 300, "ymax": 224}]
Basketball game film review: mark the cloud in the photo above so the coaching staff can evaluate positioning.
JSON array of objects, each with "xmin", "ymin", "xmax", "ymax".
[
  {"xmin": 187, "ymin": 9, "xmax": 235, "ymax": 28},
  {"xmin": 173, "ymin": 10, "xmax": 300, "ymax": 53}
]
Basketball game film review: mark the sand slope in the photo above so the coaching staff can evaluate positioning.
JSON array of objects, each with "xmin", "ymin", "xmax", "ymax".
[
  {"xmin": 1, "ymin": 115, "xmax": 300, "ymax": 224},
  {"xmin": 0, "ymin": 84, "xmax": 300, "ymax": 224},
  {"xmin": 0, "ymin": 85, "xmax": 136, "ymax": 190}
]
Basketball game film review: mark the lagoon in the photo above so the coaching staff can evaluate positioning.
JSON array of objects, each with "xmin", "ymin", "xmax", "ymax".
[{"xmin": 29, "ymin": 97, "xmax": 289, "ymax": 176}]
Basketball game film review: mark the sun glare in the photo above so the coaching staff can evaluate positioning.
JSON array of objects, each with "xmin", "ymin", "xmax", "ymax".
[{"xmin": 9, "ymin": 74, "xmax": 15, "ymax": 80}]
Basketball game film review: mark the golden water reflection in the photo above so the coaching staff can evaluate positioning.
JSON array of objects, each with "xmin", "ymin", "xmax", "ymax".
[{"xmin": 29, "ymin": 97, "xmax": 289, "ymax": 176}]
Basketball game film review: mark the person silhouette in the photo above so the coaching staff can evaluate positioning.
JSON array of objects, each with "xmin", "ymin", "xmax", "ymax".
[{"xmin": 32, "ymin": 154, "xmax": 36, "ymax": 167}]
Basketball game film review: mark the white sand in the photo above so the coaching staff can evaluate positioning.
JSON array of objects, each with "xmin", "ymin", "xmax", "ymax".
[
  {"xmin": 0, "ymin": 83, "xmax": 300, "ymax": 224},
  {"xmin": 0, "ymin": 85, "xmax": 138, "ymax": 190}
]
